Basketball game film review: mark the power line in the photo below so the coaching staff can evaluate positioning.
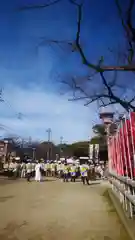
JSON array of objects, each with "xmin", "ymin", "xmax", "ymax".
[{"xmin": 0, "ymin": 89, "xmax": 25, "ymax": 120}]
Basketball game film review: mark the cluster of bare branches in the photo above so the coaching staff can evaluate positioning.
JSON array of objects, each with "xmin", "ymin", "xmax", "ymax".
[{"xmin": 20, "ymin": 0, "xmax": 135, "ymax": 112}]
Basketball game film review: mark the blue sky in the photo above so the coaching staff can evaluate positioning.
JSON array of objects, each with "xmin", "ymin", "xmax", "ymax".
[{"xmin": 0, "ymin": 0, "xmax": 128, "ymax": 143}]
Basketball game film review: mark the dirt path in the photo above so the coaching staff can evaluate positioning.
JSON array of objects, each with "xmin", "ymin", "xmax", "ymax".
[{"xmin": 0, "ymin": 178, "xmax": 130, "ymax": 240}]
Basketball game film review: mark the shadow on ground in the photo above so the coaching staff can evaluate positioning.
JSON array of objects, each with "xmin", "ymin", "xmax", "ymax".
[
  {"xmin": 0, "ymin": 222, "xmax": 28, "ymax": 240},
  {"xmin": 0, "ymin": 196, "xmax": 14, "ymax": 203},
  {"xmin": 0, "ymin": 179, "xmax": 20, "ymax": 186},
  {"xmin": 89, "ymin": 182, "xmax": 101, "ymax": 186},
  {"xmin": 41, "ymin": 179, "xmax": 57, "ymax": 182}
]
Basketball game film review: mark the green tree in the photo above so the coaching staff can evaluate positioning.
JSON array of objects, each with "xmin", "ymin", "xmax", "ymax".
[
  {"xmin": 91, "ymin": 124, "xmax": 106, "ymax": 145},
  {"xmin": 92, "ymin": 124, "xmax": 106, "ymax": 138},
  {"xmin": 68, "ymin": 141, "xmax": 89, "ymax": 157},
  {"xmin": 90, "ymin": 123, "xmax": 106, "ymax": 150}
]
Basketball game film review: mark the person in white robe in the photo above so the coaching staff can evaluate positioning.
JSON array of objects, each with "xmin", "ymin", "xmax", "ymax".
[
  {"xmin": 35, "ymin": 161, "xmax": 42, "ymax": 182},
  {"xmin": 21, "ymin": 162, "xmax": 26, "ymax": 178}
]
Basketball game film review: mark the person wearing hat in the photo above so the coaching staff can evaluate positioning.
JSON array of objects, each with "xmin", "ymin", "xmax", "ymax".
[
  {"xmin": 46, "ymin": 161, "xmax": 51, "ymax": 177},
  {"xmin": 63, "ymin": 162, "xmax": 69, "ymax": 182},
  {"xmin": 57, "ymin": 161, "xmax": 61, "ymax": 178},
  {"xmin": 54, "ymin": 161, "xmax": 58, "ymax": 177},
  {"xmin": 31, "ymin": 161, "xmax": 36, "ymax": 177},
  {"xmin": 26, "ymin": 160, "xmax": 32, "ymax": 182},
  {"xmin": 70, "ymin": 163, "xmax": 77, "ymax": 182},
  {"xmin": 80, "ymin": 162, "xmax": 89, "ymax": 185},
  {"xmin": 51, "ymin": 161, "xmax": 55, "ymax": 177}
]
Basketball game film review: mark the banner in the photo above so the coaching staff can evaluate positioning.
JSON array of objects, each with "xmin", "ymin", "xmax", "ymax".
[
  {"xmin": 108, "ymin": 112, "xmax": 135, "ymax": 178},
  {"xmin": 119, "ymin": 120, "xmax": 128, "ymax": 176},
  {"xmin": 89, "ymin": 144, "xmax": 93, "ymax": 160},
  {"xmin": 94, "ymin": 144, "xmax": 99, "ymax": 159},
  {"xmin": 117, "ymin": 131, "xmax": 124, "ymax": 175},
  {"xmin": 129, "ymin": 112, "xmax": 135, "ymax": 176},
  {"xmin": 108, "ymin": 138, "xmax": 114, "ymax": 170},
  {"xmin": 124, "ymin": 117, "xmax": 133, "ymax": 178}
]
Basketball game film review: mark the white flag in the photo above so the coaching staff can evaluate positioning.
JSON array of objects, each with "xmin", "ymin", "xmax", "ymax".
[
  {"xmin": 89, "ymin": 144, "xmax": 93, "ymax": 160},
  {"xmin": 95, "ymin": 144, "xmax": 99, "ymax": 159}
]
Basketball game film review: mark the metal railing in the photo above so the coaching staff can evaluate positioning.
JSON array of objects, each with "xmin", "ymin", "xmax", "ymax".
[{"xmin": 108, "ymin": 171, "xmax": 135, "ymax": 219}]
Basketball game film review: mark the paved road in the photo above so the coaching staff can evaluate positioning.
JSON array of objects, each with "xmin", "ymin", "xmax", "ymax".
[{"xmin": 0, "ymin": 178, "xmax": 129, "ymax": 240}]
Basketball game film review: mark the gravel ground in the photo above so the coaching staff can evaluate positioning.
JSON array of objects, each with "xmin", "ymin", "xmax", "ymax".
[{"xmin": 0, "ymin": 178, "xmax": 130, "ymax": 240}]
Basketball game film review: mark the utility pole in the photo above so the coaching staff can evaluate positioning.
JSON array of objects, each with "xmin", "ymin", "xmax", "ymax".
[
  {"xmin": 21, "ymin": 138, "xmax": 24, "ymax": 148},
  {"xmin": 46, "ymin": 128, "xmax": 51, "ymax": 161},
  {"xmin": 28, "ymin": 136, "xmax": 33, "ymax": 159},
  {"xmin": 32, "ymin": 148, "xmax": 36, "ymax": 160},
  {"xmin": 4, "ymin": 140, "xmax": 8, "ymax": 164},
  {"xmin": 29, "ymin": 136, "xmax": 32, "ymax": 146},
  {"xmin": 60, "ymin": 136, "xmax": 63, "ymax": 159}
]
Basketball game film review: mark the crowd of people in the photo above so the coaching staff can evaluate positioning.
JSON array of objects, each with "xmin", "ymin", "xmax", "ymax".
[{"xmin": 2, "ymin": 159, "xmax": 107, "ymax": 185}]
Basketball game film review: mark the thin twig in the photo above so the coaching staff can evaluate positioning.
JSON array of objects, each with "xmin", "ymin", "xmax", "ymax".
[{"xmin": 19, "ymin": 0, "xmax": 62, "ymax": 11}]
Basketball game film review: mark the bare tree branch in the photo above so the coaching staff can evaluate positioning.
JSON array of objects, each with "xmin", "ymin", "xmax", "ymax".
[
  {"xmin": 115, "ymin": 0, "xmax": 135, "ymax": 64},
  {"xmin": 97, "ymin": 100, "xmax": 117, "ymax": 108},
  {"xmin": 68, "ymin": 96, "xmax": 89, "ymax": 101},
  {"xmin": 84, "ymin": 97, "xmax": 102, "ymax": 106},
  {"xmin": 102, "ymin": 65, "xmax": 135, "ymax": 71},
  {"xmin": 129, "ymin": 95, "xmax": 135, "ymax": 103},
  {"xmin": 126, "ymin": 0, "xmax": 135, "ymax": 41},
  {"xmin": 69, "ymin": 0, "xmax": 99, "ymax": 70},
  {"xmin": 69, "ymin": 0, "xmax": 135, "ymax": 71},
  {"xmin": 63, "ymin": 71, "xmax": 135, "ymax": 112},
  {"xmin": 61, "ymin": 77, "xmax": 90, "ymax": 99},
  {"xmin": 19, "ymin": 0, "xmax": 135, "ymax": 112},
  {"xmin": 20, "ymin": 0, "xmax": 135, "ymax": 71},
  {"xmin": 19, "ymin": 0, "xmax": 62, "ymax": 11},
  {"xmin": 100, "ymin": 72, "xmax": 113, "ymax": 97}
]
